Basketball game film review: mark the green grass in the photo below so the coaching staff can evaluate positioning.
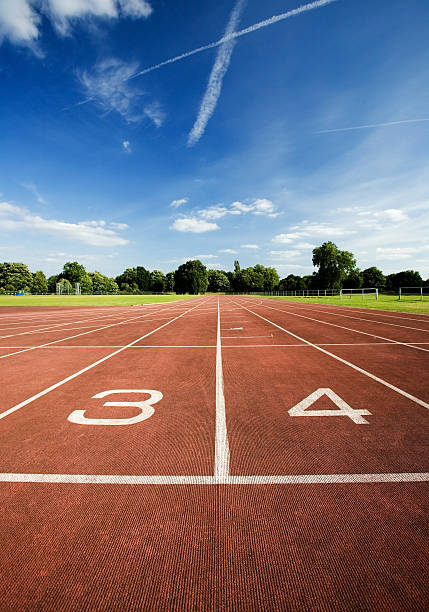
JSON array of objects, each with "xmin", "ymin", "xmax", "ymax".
[
  {"xmin": 0, "ymin": 294, "xmax": 201, "ymax": 307},
  {"xmin": 257, "ymin": 293, "xmax": 429, "ymax": 314}
]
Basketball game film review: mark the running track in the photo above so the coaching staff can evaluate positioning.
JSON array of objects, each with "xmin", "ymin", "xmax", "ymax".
[{"xmin": 0, "ymin": 295, "xmax": 428, "ymax": 610}]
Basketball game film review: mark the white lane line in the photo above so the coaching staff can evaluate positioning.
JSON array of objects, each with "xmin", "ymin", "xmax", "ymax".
[
  {"xmin": 214, "ymin": 297, "xmax": 230, "ymax": 483},
  {"xmin": 0, "ymin": 308, "xmax": 172, "ymax": 360},
  {"xmin": 0, "ymin": 309, "xmax": 140, "ymax": 339},
  {"xmin": 0, "ymin": 472, "xmax": 427, "ymax": 484},
  {"xmin": 0, "ymin": 300, "xmax": 207, "ymax": 421},
  {"xmin": 285, "ymin": 303, "xmax": 429, "ymax": 333},
  {"xmin": 248, "ymin": 301, "xmax": 429, "ymax": 353},
  {"xmin": 233, "ymin": 300, "xmax": 429, "ymax": 410},
  {"xmin": 4, "ymin": 341, "xmax": 429, "ymax": 350}
]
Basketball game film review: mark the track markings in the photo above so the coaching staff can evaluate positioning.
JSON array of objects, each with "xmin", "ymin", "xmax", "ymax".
[
  {"xmin": 0, "ymin": 300, "xmax": 206, "ymax": 421},
  {"xmin": 233, "ymin": 299, "xmax": 429, "ymax": 411},
  {"xmin": 214, "ymin": 297, "xmax": 230, "ymax": 483},
  {"xmin": 289, "ymin": 388, "xmax": 371, "ymax": 424}
]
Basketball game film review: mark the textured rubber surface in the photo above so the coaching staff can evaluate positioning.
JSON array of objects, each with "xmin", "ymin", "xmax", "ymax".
[{"xmin": 0, "ymin": 295, "xmax": 428, "ymax": 611}]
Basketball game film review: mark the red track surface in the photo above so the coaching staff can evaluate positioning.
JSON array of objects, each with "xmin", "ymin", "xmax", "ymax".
[{"xmin": 0, "ymin": 296, "xmax": 428, "ymax": 611}]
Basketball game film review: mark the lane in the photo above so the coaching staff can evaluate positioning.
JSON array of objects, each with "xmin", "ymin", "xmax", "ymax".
[
  {"xmin": 222, "ymin": 297, "xmax": 429, "ymax": 476},
  {"xmin": 232, "ymin": 296, "xmax": 429, "ymax": 398},
  {"xmin": 238, "ymin": 297, "xmax": 429, "ymax": 348},
  {"xmin": 0, "ymin": 298, "xmax": 207, "ymax": 420}
]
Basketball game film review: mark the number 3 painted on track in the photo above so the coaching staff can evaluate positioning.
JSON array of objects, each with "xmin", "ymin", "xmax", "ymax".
[{"xmin": 67, "ymin": 389, "xmax": 163, "ymax": 426}]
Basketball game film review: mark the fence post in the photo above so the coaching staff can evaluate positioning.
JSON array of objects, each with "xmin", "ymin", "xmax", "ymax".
[{"xmin": 399, "ymin": 288, "xmax": 401, "ymax": 301}]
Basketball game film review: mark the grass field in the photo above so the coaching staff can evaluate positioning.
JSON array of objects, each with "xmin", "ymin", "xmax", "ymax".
[
  {"xmin": 0, "ymin": 294, "xmax": 200, "ymax": 307},
  {"xmin": 259, "ymin": 293, "xmax": 429, "ymax": 314}
]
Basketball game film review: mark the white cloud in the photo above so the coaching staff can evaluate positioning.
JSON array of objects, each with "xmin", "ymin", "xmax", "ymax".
[
  {"xmin": 194, "ymin": 254, "xmax": 218, "ymax": 259},
  {"xmin": 144, "ymin": 101, "xmax": 165, "ymax": 127},
  {"xmin": 270, "ymin": 250, "xmax": 301, "ymax": 258},
  {"xmin": 170, "ymin": 217, "xmax": 220, "ymax": 233},
  {"xmin": 0, "ymin": 201, "xmax": 129, "ymax": 246},
  {"xmin": 219, "ymin": 248, "xmax": 237, "ymax": 254},
  {"xmin": 0, "ymin": 0, "xmax": 40, "ymax": 45},
  {"xmin": 122, "ymin": 140, "xmax": 131, "ymax": 153},
  {"xmin": 170, "ymin": 198, "xmax": 188, "ymax": 209},
  {"xmin": 117, "ymin": 0, "xmax": 152, "ymax": 19},
  {"xmin": 79, "ymin": 59, "xmax": 147, "ymax": 123},
  {"xmin": 198, "ymin": 205, "xmax": 229, "ymax": 220},
  {"xmin": 241, "ymin": 244, "xmax": 259, "ymax": 249},
  {"xmin": 0, "ymin": 0, "xmax": 152, "ymax": 46},
  {"xmin": 231, "ymin": 199, "xmax": 279, "ymax": 217}
]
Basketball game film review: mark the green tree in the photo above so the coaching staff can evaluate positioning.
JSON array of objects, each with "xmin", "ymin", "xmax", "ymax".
[
  {"xmin": 31, "ymin": 270, "xmax": 48, "ymax": 294},
  {"xmin": 385, "ymin": 270, "xmax": 423, "ymax": 292},
  {"xmin": 47, "ymin": 275, "xmax": 59, "ymax": 293},
  {"xmin": 105, "ymin": 278, "xmax": 119, "ymax": 294},
  {"xmin": 0, "ymin": 262, "xmax": 33, "ymax": 291},
  {"xmin": 278, "ymin": 274, "xmax": 306, "ymax": 291},
  {"xmin": 207, "ymin": 270, "xmax": 230, "ymax": 292},
  {"xmin": 89, "ymin": 271, "xmax": 119, "ymax": 294},
  {"xmin": 174, "ymin": 260, "xmax": 208, "ymax": 294},
  {"xmin": 150, "ymin": 270, "xmax": 166, "ymax": 292},
  {"xmin": 115, "ymin": 268, "xmax": 139, "ymax": 292},
  {"xmin": 362, "ymin": 266, "xmax": 385, "ymax": 289},
  {"xmin": 136, "ymin": 266, "xmax": 151, "ymax": 291},
  {"xmin": 62, "ymin": 261, "xmax": 87, "ymax": 284},
  {"xmin": 165, "ymin": 272, "xmax": 175, "ymax": 292},
  {"xmin": 342, "ymin": 268, "xmax": 363, "ymax": 289},
  {"xmin": 312, "ymin": 242, "xmax": 356, "ymax": 289}
]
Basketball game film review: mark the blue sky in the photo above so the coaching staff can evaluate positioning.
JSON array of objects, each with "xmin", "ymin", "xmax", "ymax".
[{"xmin": 1, "ymin": 0, "xmax": 428, "ymax": 279}]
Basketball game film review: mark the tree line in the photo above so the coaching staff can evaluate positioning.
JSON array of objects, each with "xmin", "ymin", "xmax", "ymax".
[{"xmin": 0, "ymin": 242, "xmax": 427, "ymax": 295}]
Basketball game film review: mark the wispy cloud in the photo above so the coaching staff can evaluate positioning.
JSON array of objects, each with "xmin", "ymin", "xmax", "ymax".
[
  {"xmin": 0, "ymin": 201, "xmax": 129, "ymax": 246},
  {"xmin": 241, "ymin": 244, "xmax": 259, "ymax": 249},
  {"xmin": 122, "ymin": 140, "xmax": 132, "ymax": 153},
  {"xmin": 78, "ymin": 58, "xmax": 164, "ymax": 125},
  {"xmin": 198, "ymin": 198, "xmax": 279, "ymax": 220},
  {"xmin": 187, "ymin": 0, "xmax": 246, "ymax": 147},
  {"xmin": 219, "ymin": 248, "xmax": 238, "ymax": 254},
  {"xmin": 132, "ymin": 0, "xmax": 338, "ymax": 79},
  {"xmin": 170, "ymin": 198, "xmax": 188, "ymax": 209},
  {"xmin": 0, "ymin": 0, "xmax": 152, "ymax": 46},
  {"xmin": 170, "ymin": 217, "xmax": 220, "ymax": 233},
  {"xmin": 23, "ymin": 182, "xmax": 47, "ymax": 204},
  {"xmin": 317, "ymin": 118, "xmax": 429, "ymax": 134}
]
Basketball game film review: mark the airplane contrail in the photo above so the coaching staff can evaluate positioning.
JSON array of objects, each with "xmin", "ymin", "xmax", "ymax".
[
  {"xmin": 187, "ymin": 0, "xmax": 247, "ymax": 147},
  {"xmin": 130, "ymin": 0, "xmax": 339, "ymax": 80},
  {"xmin": 317, "ymin": 118, "xmax": 429, "ymax": 133}
]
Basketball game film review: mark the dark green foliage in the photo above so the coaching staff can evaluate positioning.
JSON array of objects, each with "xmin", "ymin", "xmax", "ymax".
[
  {"xmin": 165, "ymin": 272, "xmax": 175, "ymax": 292},
  {"xmin": 136, "ymin": 266, "xmax": 151, "ymax": 291},
  {"xmin": 0, "ymin": 262, "xmax": 33, "ymax": 291},
  {"xmin": 385, "ymin": 270, "xmax": 423, "ymax": 292},
  {"xmin": 312, "ymin": 242, "xmax": 357, "ymax": 289},
  {"xmin": 342, "ymin": 268, "xmax": 363, "ymax": 289},
  {"xmin": 362, "ymin": 266, "xmax": 386, "ymax": 289},
  {"xmin": 89, "ymin": 271, "xmax": 118, "ymax": 294},
  {"xmin": 150, "ymin": 270, "xmax": 166, "ymax": 292},
  {"xmin": 174, "ymin": 260, "xmax": 208, "ymax": 294},
  {"xmin": 31, "ymin": 270, "xmax": 48, "ymax": 294},
  {"xmin": 207, "ymin": 270, "xmax": 230, "ymax": 292},
  {"xmin": 115, "ymin": 268, "xmax": 139, "ymax": 292}
]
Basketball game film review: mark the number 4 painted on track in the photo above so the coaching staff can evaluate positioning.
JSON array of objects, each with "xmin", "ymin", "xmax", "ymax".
[
  {"xmin": 288, "ymin": 388, "xmax": 371, "ymax": 424},
  {"xmin": 67, "ymin": 389, "xmax": 163, "ymax": 426}
]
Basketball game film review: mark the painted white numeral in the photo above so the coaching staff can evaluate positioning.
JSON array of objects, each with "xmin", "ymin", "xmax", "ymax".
[
  {"xmin": 67, "ymin": 389, "xmax": 163, "ymax": 426},
  {"xmin": 288, "ymin": 388, "xmax": 371, "ymax": 424}
]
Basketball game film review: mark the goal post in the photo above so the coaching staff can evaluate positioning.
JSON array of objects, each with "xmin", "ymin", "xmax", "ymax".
[
  {"xmin": 340, "ymin": 287, "xmax": 378, "ymax": 300},
  {"xmin": 399, "ymin": 286, "xmax": 429, "ymax": 301}
]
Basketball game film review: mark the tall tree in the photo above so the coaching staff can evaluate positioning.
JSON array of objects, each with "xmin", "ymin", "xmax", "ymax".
[
  {"xmin": 150, "ymin": 270, "xmax": 166, "ymax": 292},
  {"xmin": 31, "ymin": 270, "xmax": 48, "ymax": 294},
  {"xmin": 115, "ymin": 268, "xmax": 138, "ymax": 292},
  {"xmin": 362, "ymin": 266, "xmax": 385, "ymax": 289},
  {"xmin": 0, "ymin": 262, "xmax": 33, "ymax": 291},
  {"xmin": 385, "ymin": 270, "xmax": 423, "ymax": 292},
  {"xmin": 312, "ymin": 242, "xmax": 356, "ymax": 289},
  {"xmin": 62, "ymin": 261, "xmax": 87, "ymax": 284},
  {"xmin": 207, "ymin": 270, "xmax": 230, "ymax": 292},
  {"xmin": 136, "ymin": 266, "xmax": 151, "ymax": 291},
  {"xmin": 165, "ymin": 272, "xmax": 175, "ymax": 292},
  {"xmin": 174, "ymin": 260, "xmax": 208, "ymax": 294}
]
